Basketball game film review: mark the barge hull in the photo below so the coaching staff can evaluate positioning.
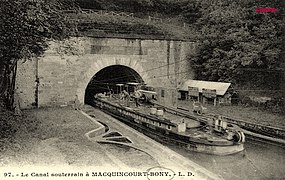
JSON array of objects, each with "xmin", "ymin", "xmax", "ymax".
[{"xmin": 93, "ymin": 99, "xmax": 244, "ymax": 155}]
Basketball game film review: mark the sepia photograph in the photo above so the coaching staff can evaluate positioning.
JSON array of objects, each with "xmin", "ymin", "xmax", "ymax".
[{"xmin": 0, "ymin": 0, "xmax": 284, "ymax": 179}]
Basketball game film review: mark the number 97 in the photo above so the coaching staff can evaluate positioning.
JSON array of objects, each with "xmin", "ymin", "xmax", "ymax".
[{"xmin": 4, "ymin": 172, "xmax": 12, "ymax": 177}]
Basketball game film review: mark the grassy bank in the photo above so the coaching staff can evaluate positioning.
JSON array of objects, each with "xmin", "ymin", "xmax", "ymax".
[
  {"xmin": 0, "ymin": 107, "xmax": 98, "ymax": 166},
  {"xmin": 0, "ymin": 109, "xmax": 38, "ymax": 165}
]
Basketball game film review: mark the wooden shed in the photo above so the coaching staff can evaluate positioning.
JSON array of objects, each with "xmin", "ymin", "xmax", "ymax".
[{"xmin": 178, "ymin": 80, "xmax": 232, "ymax": 106}]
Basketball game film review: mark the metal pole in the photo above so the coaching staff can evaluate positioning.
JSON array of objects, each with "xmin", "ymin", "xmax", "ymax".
[{"xmin": 36, "ymin": 57, "xmax": 39, "ymax": 108}]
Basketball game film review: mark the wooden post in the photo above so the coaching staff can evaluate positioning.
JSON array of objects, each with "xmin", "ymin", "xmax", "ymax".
[{"xmin": 202, "ymin": 96, "xmax": 206, "ymax": 104}]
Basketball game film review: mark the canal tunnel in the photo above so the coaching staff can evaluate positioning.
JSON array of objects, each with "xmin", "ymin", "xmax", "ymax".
[{"xmin": 84, "ymin": 65, "xmax": 144, "ymax": 104}]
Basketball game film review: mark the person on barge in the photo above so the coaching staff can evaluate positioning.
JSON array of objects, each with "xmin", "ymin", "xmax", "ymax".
[{"xmin": 134, "ymin": 88, "xmax": 142, "ymax": 107}]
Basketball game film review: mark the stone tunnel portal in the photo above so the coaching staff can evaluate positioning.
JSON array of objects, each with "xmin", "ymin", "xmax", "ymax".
[{"xmin": 85, "ymin": 65, "xmax": 144, "ymax": 104}]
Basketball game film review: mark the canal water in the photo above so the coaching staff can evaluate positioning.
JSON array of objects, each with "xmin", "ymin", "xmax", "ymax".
[{"xmin": 166, "ymin": 140, "xmax": 285, "ymax": 180}]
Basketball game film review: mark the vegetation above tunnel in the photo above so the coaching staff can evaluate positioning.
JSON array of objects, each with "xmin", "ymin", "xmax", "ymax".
[{"xmin": 71, "ymin": 0, "xmax": 201, "ymax": 22}]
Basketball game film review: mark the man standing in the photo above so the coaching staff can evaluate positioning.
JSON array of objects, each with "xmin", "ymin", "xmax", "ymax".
[
  {"xmin": 134, "ymin": 88, "xmax": 142, "ymax": 107},
  {"xmin": 122, "ymin": 90, "xmax": 130, "ymax": 107}
]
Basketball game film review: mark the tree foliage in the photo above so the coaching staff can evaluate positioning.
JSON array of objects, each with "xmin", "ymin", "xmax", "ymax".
[
  {"xmin": 0, "ymin": 0, "xmax": 72, "ymax": 63},
  {"xmin": 72, "ymin": 0, "xmax": 200, "ymax": 19},
  {"xmin": 188, "ymin": 0, "xmax": 284, "ymax": 95},
  {"xmin": 0, "ymin": 0, "xmax": 73, "ymax": 109}
]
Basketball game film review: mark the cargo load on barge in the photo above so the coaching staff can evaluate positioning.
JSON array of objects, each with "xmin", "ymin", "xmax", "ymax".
[{"xmin": 90, "ymin": 86, "xmax": 245, "ymax": 156}]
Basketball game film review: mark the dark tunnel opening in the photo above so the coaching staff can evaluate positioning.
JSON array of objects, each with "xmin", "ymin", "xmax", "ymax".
[{"xmin": 84, "ymin": 65, "xmax": 144, "ymax": 104}]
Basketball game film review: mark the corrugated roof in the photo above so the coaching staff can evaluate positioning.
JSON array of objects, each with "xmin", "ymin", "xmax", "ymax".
[{"xmin": 179, "ymin": 80, "xmax": 231, "ymax": 96}]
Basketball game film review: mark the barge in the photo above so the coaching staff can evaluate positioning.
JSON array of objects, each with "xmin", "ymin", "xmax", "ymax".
[{"xmin": 91, "ymin": 95, "xmax": 245, "ymax": 155}]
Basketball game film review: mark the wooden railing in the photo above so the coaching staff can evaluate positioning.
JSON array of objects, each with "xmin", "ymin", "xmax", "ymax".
[
  {"xmin": 81, "ymin": 9, "xmax": 134, "ymax": 18},
  {"xmin": 148, "ymin": 16, "xmax": 163, "ymax": 23},
  {"xmin": 63, "ymin": 9, "xmax": 190, "ymax": 28}
]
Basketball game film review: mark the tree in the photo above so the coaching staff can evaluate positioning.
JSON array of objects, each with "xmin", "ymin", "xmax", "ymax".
[
  {"xmin": 189, "ymin": 0, "xmax": 284, "ymax": 92},
  {"xmin": 0, "ymin": 0, "xmax": 74, "ymax": 110}
]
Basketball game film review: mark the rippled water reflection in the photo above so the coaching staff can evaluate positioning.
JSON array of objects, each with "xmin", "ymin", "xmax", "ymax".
[{"xmin": 166, "ymin": 140, "xmax": 285, "ymax": 180}]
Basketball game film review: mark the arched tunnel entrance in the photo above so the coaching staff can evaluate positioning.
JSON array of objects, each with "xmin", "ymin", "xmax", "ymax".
[{"xmin": 84, "ymin": 65, "xmax": 144, "ymax": 104}]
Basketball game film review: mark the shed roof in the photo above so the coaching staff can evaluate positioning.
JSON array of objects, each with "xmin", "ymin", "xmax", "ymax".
[
  {"xmin": 179, "ymin": 80, "xmax": 231, "ymax": 96},
  {"xmin": 127, "ymin": 82, "xmax": 140, "ymax": 86}
]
